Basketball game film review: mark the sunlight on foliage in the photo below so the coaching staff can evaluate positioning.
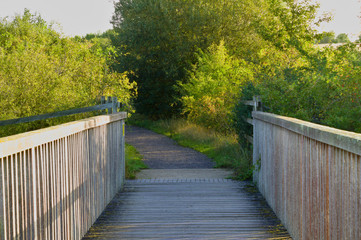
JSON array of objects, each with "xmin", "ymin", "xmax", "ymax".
[
  {"xmin": 128, "ymin": 115, "xmax": 253, "ymax": 180},
  {"xmin": 180, "ymin": 41, "xmax": 254, "ymax": 132},
  {"xmin": 0, "ymin": 10, "xmax": 137, "ymax": 137}
]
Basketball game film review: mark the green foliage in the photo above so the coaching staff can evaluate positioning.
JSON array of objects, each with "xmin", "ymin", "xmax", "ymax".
[
  {"xmin": 318, "ymin": 32, "xmax": 350, "ymax": 44},
  {"xmin": 251, "ymin": 0, "xmax": 319, "ymax": 54},
  {"xmin": 318, "ymin": 32, "xmax": 336, "ymax": 44},
  {"xmin": 111, "ymin": 0, "xmax": 273, "ymax": 118},
  {"xmin": 180, "ymin": 42, "xmax": 254, "ymax": 132},
  {"xmin": 128, "ymin": 115, "xmax": 253, "ymax": 180},
  {"xmin": 334, "ymin": 33, "xmax": 350, "ymax": 43},
  {"xmin": 125, "ymin": 143, "xmax": 148, "ymax": 179},
  {"xmin": 0, "ymin": 10, "xmax": 137, "ymax": 137},
  {"xmin": 254, "ymin": 43, "xmax": 361, "ymax": 133}
]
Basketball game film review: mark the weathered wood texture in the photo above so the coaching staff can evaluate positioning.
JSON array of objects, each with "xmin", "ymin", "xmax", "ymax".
[
  {"xmin": 252, "ymin": 111, "xmax": 361, "ymax": 240},
  {"xmin": 0, "ymin": 96, "xmax": 120, "ymax": 126},
  {"xmin": 242, "ymin": 96, "xmax": 262, "ymax": 143},
  {"xmin": 0, "ymin": 112, "xmax": 127, "ymax": 240},
  {"xmin": 83, "ymin": 179, "xmax": 291, "ymax": 239}
]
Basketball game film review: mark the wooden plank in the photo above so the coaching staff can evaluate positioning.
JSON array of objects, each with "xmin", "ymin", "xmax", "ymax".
[
  {"xmin": 0, "ymin": 112, "xmax": 127, "ymax": 157},
  {"xmin": 246, "ymin": 118, "xmax": 253, "ymax": 125},
  {"xmin": 245, "ymin": 135, "xmax": 253, "ymax": 144},
  {"xmin": 83, "ymin": 181, "xmax": 291, "ymax": 239},
  {"xmin": 243, "ymin": 100, "xmax": 255, "ymax": 106},
  {"xmin": 0, "ymin": 115, "xmax": 126, "ymax": 240},
  {"xmin": 107, "ymin": 97, "xmax": 112, "ymax": 114},
  {"xmin": 112, "ymin": 97, "xmax": 118, "ymax": 113},
  {"xmin": 253, "ymin": 113, "xmax": 361, "ymax": 239},
  {"xmin": 0, "ymin": 103, "xmax": 113, "ymax": 127},
  {"xmin": 0, "ymin": 157, "xmax": 5, "ymax": 240}
]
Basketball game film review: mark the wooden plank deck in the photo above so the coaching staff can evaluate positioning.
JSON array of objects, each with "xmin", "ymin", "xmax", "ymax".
[{"xmin": 83, "ymin": 179, "xmax": 291, "ymax": 239}]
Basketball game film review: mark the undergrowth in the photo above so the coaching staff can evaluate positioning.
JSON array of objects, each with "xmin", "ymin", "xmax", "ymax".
[
  {"xmin": 128, "ymin": 114, "xmax": 253, "ymax": 180},
  {"xmin": 125, "ymin": 143, "xmax": 148, "ymax": 179}
]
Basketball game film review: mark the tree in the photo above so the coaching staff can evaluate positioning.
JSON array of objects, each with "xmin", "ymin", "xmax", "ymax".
[
  {"xmin": 318, "ymin": 31, "xmax": 336, "ymax": 43},
  {"xmin": 334, "ymin": 33, "xmax": 350, "ymax": 43},
  {"xmin": 0, "ymin": 10, "xmax": 137, "ymax": 136},
  {"xmin": 111, "ymin": 0, "xmax": 322, "ymax": 119},
  {"xmin": 180, "ymin": 42, "xmax": 255, "ymax": 132},
  {"xmin": 111, "ymin": 0, "xmax": 266, "ymax": 118}
]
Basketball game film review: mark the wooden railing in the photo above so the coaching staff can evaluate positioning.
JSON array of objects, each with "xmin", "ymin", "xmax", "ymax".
[
  {"xmin": 242, "ymin": 96, "xmax": 263, "ymax": 143},
  {"xmin": 0, "ymin": 112, "xmax": 127, "ymax": 239},
  {"xmin": 252, "ymin": 111, "xmax": 361, "ymax": 239},
  {"xmin": 0, "ymin": 96, "xmax": 120, "ymax": 126}
]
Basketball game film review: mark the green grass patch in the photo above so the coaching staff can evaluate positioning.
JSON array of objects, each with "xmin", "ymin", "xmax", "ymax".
[
  {"xmin": 125, "ymin": 143, "xmax": 148, "ymax": 179},
  {"xmin": 128, "ymin": 114, "xmax": 253, "ymax": 180}
]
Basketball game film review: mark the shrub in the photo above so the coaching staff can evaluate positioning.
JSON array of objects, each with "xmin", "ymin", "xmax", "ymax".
[
  {"xmin": 180, "ymin": 42, "xmax": 254, "ymax": 132},
  {"xmin": 0, "ymin": 10, "xmax": 137, "ymax": 137}
]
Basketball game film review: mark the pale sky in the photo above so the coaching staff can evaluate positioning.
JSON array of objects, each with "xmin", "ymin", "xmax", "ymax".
[
  {"xmin": 315, "ymin": 0, "xmax": 361, "ymax": 41},
  {"xmin": 0, "ymin": 0, "xmax": 114, "ymax": 37},
  {"xmin": 0, "ymin": 0, "xmax": 361, "ymax": 40}
]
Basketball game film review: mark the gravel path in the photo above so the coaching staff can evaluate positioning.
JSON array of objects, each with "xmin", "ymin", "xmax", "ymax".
[{"xmin": 125, "ymin": 125, "xmax": 216, "ymax": 169}]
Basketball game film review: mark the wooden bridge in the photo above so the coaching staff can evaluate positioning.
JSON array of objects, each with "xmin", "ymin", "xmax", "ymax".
[
  {"xmin": 1, "ymin": 108, "xmax": 360, "ymax": 239},
  {"xmin": 83, "ymin": 178, "xmax": 290, "ymax": 239}
]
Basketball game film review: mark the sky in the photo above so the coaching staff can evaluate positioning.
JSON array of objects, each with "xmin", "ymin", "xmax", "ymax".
[
  {"xmin": 0, "ymin": 0, "xmax": 115, "ymax": 37},
  {"xmin": 315, "ymin": 0, "xmax": 361, "ymax": 41},
  {"xmin": 0, "ymin": 0, "xmax": 361, "ymax": 40}
]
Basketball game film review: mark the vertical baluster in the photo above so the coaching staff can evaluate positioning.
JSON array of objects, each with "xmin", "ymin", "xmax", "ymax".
[
  {"xmin": 50, "ymin": 141, "xmax": 56, "ymax": 240},
  {"xmin": 36, "ymin": 145, "xmax": 44, "ymax": 239},
  {"xmin": 0, "ymin": 156, "xmax": 7, "ymax": 240}
]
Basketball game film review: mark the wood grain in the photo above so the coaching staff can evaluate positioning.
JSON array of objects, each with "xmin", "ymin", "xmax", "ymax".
[
  {"xmin": 253, "ymin": 111, "xmax": 361, "ymax": 240},
  {"xmin": 0, "ymin": 96, "xmax": 119, "ymax": 127},
  {"xmin": 83, "ymin": 180, "xmax": 291, "ymax": 239},
  {"xmin": 0, "ymin": 113, "xmax": 127, "ymax": 240}
]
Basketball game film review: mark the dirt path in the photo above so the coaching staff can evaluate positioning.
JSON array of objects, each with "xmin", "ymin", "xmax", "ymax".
[
  {"xmin": 125, "ymin": 125, "xmax": 216, "ymax": 169},
  {"xmin": 82, "ymin": 125, "xmax": 291, "ymax": 239}
]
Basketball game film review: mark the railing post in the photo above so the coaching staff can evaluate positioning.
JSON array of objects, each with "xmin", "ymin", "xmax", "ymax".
[
  {"xmin": 112, "ymin": 97, "xmax": 118, "ymax": 113},
  {"xmin": 0, "ymin": 158, "xmax": 4, "ymax": 240},
  {"xmin": 107, "ymin": 96, "xmax": 112, "ymax": 114},
  {"xmin": 256, "ymin": 96, "xmax": 263, "ymax": 112},
  {"xmin": 120, "ymin": 119, "xmax": 125, "ymax": 188},
  {"xmin": 252, "ymin": 96, "xmax": 258, "ymax": 111},
  {"xmin": 101, "ymin": 96, "xmax": 106, "ymax": 114}
]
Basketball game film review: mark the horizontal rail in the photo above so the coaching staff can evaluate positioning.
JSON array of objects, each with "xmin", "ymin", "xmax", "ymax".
[
  {"xmin": 0, "ymin": 112, "xmax": 127, "ymax": 157},
  {"xmin": 0, "ymin": 103, "xmax": 114, "ymax": 126},
  {"xmin": 243, "ymin": 100, "xmax": 256, "ymax": 106},
  {"xmin": 253, "ymin": 111, "xmax": 361, "ymax": 156},
  {"xmin": 253, "ymin": 111, "xmax": 361, "ymax": 239},
  {"xmin": 246, "ymin": 118, "xmax": 253, "ymax": 125},
  {"xmin": 245, "ymin": 135, "xmax": 253, "ymax": 144},
  {"xmin": 0, "ymin": 112, "xmax": 127, "ymax": 240}
]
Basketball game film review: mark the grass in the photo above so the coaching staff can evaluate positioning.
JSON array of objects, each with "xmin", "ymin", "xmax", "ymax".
[
  {"xmin": 125, "ymin": 143, "xmax": 148, "ymax": 179},
  {"xmin": 128, "ymin": 114, "xmax": 253, "ymax": 180}
]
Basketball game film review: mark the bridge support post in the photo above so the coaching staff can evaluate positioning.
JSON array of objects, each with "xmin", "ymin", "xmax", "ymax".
[{"xmin": 112, "ymin": 97, "xmax": 118, "ymax": 113}]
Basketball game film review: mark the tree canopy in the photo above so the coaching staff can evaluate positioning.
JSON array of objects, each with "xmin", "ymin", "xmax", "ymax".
[
  {"xmin": 0, "ymin": 10, "xmax": 136, "ymax": 136},
  {"xmin": 318, "ymin": 32, "xmax": 351, "ymax": 43},
  {"xmin": 111, "ymin": 0, "xmax": 320, "ymax": 118}
]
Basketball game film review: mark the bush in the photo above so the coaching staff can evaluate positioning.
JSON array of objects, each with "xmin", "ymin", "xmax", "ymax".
[
  {"xmin": 128, "ymin": 115, "xmax": 253, "ymax": 180},
  {"xmin": 180, "ymin": 42, "xmax": 254, "ymax": 133},
  {"xmin": 0, "ymin": 10, "xmax": 137, "ymax": 137}
]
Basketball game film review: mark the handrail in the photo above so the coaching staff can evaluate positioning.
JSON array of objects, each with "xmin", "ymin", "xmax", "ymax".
[
  {"xmin": 0, "ymin": 96, "xmax": 120, "ymax": 126},
  {"xmin": 0, "ymin": 112, "xmax": 127, "ymax": 240},
  {"xmin": 0, "ymin": 112, "xmax": 127, "ymax": 157},
  {"xmin": 252, "ymin": 111, "xmax": 361, "ymax": 239},
  {"xmin": 241, "ymin": 96, "xmax": 263, "ymax": 143}
]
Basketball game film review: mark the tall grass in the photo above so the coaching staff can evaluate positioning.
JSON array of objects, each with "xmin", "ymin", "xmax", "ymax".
[
  {"xmin": 128, "ymin": 114, "xmax": 253, "ymax": 180},
  {"xmin": 125, "ymin": 143, "xmax": 148, "ymax": 179}
]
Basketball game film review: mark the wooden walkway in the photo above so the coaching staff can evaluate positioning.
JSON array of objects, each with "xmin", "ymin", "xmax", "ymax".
[{"xmin": 83, "ymin": 179, "xmax": 291, "ymax": 239}]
